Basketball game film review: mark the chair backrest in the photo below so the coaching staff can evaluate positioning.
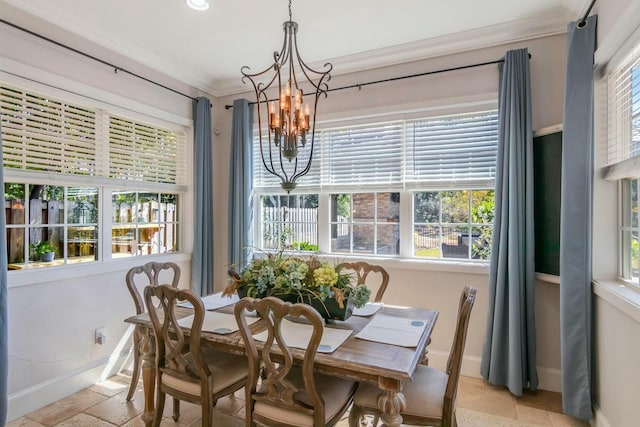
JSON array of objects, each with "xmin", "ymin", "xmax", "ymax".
[
  {"xmin": 145, "ymin": 284, "xmax": 211, "ymax": 394},
  {"xmin": 235, "ymin": 296, "xmax": 326, "ymax": 426},
  {"xmin": 126, "ymin": 262, "xmax": 181, "ymax": 315},
  {"xmin": 336, "ymin": 261, "xmax": 389, "ymax": 302},
  {"xmin": 443, "ymin": 285, "xmax": 477, "ymax": 422}
]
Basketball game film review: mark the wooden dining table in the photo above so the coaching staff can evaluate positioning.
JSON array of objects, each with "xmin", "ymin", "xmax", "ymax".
[{"xmin": 124, "ymin": 299, "xmax": 438, "ymax": 427}]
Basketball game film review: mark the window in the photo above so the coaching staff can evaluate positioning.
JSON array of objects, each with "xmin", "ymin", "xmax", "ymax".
[
  {"xmin": 414, "ymin": 190, "xmax": 494, "ymax": 260},
  {"xmin": 259, "ymin": 194, "xmax": 318, "ymax": 251},
  {"xmin": 1, "ymin": 82, "xmax": 187, "ymax": 270},
  {"xmin": 253, "ymin": 107, "xmax": 498, "ymax": 261},
  {"xmin": 330, "ymin": 192, "xmax": 400, "ymax": 255},
  {"xmin": 5, "ymin": 184, "xmax": 98, "ymax": 269},
  {"xmin": 112, "ymin": 191, "xmax": 179, "ymax": 257},
  {"xmin": 605, "ymin": 45, "xmax": 640, "ymax": 285}
]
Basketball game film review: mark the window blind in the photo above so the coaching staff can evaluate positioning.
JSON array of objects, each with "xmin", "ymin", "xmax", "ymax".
[
  {"xmin": 252, "ymin": 110, "xmax": 498, "ymax": 191},
  {"xmin": 407, "ymin": 112, "xmax": 499, "ymax": 186},
  {"xmin": 109, "ymin": 116, "xmax": 184, "ymax": 184},
  {"xmin": 603, "ymin": 46, "xmax": 640, "ymax": 180},
  {"xmin": 253, "ymin": 129, "xmax": 321, "ymax": 189},
  {"xmin": 322, "ymin": 122, "xmax": 404, "ymax": 188},
  {"xmin": 0, "ymin": 84, "xmax": 96, "ymax": 175}
]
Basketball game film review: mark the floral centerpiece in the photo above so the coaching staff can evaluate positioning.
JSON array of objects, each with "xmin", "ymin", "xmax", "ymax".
[{"xmin": 224, "ymin": 252, "xmax": 371, "ymax": 321}]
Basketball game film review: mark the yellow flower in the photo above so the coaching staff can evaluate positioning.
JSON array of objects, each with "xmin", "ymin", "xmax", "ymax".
[{"xmin": 313, "ymin": 264, "xmax": 338, "ymax": 287}]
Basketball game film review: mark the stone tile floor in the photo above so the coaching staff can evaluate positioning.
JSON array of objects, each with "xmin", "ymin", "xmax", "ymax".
[{"xmin": 8, "ymin": 374, "xmax": 589, "ymax": 426}]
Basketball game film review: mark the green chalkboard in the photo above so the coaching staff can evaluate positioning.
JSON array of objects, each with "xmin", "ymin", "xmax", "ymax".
[{"xmin": 533, "ymin": 129, "xmax": 562, "ymax": 277}]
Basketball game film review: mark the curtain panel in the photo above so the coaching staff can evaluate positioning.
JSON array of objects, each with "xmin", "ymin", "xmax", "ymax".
[
  {"xmin": 228, "ymin": 99, "xmax": 254, "ymax": 269},
  {"xmin": 560, "ymin": 15, "xmax": 597, "ymax": 420},
  {"xmin": 481, "ymin": 48, "xmax": 538, "ymax": 395},
  {"xmin": 191, "ymin": 97, "xmax": 215, "ymax": 296}
]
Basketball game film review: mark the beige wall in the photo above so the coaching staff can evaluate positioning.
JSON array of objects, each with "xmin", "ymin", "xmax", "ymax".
[{"xmin": 214, "ymin": 33, "xmax": 567, "ymax": 389}]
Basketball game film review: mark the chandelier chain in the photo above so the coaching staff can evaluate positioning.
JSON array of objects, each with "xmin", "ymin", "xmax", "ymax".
[{"xmin": 288, "ymin": 0, "xmax": 292, "ymax": 21}]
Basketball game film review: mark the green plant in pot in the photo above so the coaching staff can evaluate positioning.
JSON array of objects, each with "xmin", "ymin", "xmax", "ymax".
[
  {"xmin": 225, "ymin": 251, "xmax": 371, "ymax": 321},
  {"xmin": 30, "ymin": 241, "xmax": 56, "ymax": 262}
]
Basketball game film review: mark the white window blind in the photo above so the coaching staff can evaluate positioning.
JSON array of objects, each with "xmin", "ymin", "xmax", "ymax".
[
  {"xmin": 109, "ymin": 116, "xmax": 183, "ymax": 184},
  {"xmin": 322, "ymin": 122, "xmax": 404, "ymax": 188},
  {"xmin": 0, "ymin": 84, "xmax": 96, "ymax": 175},
  {"xmin": 253, "ymin": 129, "xmax": 321, "ymax": 190},
  {"xmin": 407, "ymin": 112, "xmax": 499, "ymax": 187},
  {"xmin": 604, "ymin": 46, "xmax": 640, "ymax": 180},
  {"xmin": 252, "ymin": 110, "xmax": 498, "ymax": 191}
]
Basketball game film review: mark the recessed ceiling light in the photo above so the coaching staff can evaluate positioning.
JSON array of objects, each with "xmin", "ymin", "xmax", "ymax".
[{"xmin": 186, "ymin": 0, "xmax": 209, "ymax": 11}]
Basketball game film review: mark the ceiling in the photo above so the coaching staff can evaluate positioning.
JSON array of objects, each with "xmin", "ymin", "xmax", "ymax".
[{"xmin": 1, "ymin": 0, "xmax": 591, "ymax": 96}]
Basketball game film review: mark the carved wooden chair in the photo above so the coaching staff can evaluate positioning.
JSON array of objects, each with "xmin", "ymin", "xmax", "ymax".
[
  {"xmin": 336, "ymin": 261, "xmax": 389, "ymax": 302},
  {"xmin": 125, "ymin": 262, "xmax": 181, "ymax": 401},
  {"xmin": 145, "ymin": 285, "xmax": 249, "ymax": 427},
  {"xmin": 349, "ymin": 286, "xmax": 477, "ymax": 427},
  {"xmin": 235, "ymin": 296, "xmax": 358, "ymax": 427}
]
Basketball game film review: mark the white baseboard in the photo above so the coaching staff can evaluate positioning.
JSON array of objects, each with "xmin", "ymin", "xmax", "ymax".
[
  {"xmin": 428, "ymin": 351, "xmax": 562, "ymax": 392},
  {"xmin": 7, "ymin": 351, "xmax": 131, "ymax": 422},
  {"xmin": 591, "ymin": 402, "xmax": 612, "ymax": 427}
]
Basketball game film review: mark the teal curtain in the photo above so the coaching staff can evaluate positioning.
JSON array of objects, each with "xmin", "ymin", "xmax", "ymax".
[
  {"xmin": 0, "ymin": 115, "xmax": 8, "ymax": 425},
  {"xmin": 481, "ymin": 48, "xmax": 538, "ymax": 395},
  {"xmin": 560, "ymin": 15, "xmax": 596, "ymax": 420},
  {"xmin": 191, "ymin": 98, "xmax": 214, "ymax": 296},
  {"xmin": 228, "ymin": 99, "xmax": 254, "ymax": 269}
]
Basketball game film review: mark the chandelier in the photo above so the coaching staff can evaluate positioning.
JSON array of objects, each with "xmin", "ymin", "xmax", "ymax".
[{"xmin": 241, "ymin": 0, "xmax": 332, "ymax": 192}]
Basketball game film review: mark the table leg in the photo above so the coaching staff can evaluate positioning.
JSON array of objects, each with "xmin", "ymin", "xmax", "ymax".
[
  {"xmin": 139, "ymin": 330, "xmax": 156, "ymax": 427},
  {"xmin": 376, "ymin": 380, "xmax": 406, "ymax": 427}
]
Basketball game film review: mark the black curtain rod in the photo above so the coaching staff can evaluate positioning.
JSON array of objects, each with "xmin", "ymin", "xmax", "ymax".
[
  {"xmin": 0, "ymin": 18, "xmax": 197, "ymax": 102},
  {"xmin": 224, "ymin": 54, "xmax": 532, "ymax": 110},
  {"xmin": 578, "ymin": 0, "xmax": 597, "ymax": 28}
]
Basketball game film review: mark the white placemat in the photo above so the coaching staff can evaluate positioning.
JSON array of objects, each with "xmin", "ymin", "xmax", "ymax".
[
  {"xmin": 352, "ymin": 302, "xmax": 383, "ymax": 317},
  {"xmin": 177, "ymin": 311, "xmax": 258, "ymax": 335},
  {"xmin": 253, "ymin": 319, "xmax": 352, "ymax": 353},
  {"xmin": 355, "ymin": 313, "xmax": 428, "ymax": 347},
  {"xmin": 177, "ymin": 292, "xmax": 239, "ymax": 310}
]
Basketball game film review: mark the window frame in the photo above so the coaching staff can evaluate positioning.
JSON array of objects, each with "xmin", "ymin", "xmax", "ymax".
[
  {"xmin": 1, "ymin": 78, "xmax": 190, "ymax": 275},
  {"xmin": 252, "ymin": 102, "xmax": 498, "ymax": 265}
]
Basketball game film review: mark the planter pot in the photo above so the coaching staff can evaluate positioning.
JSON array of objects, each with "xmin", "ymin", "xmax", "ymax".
[
  {"xmin": 42, "ymin": 252, "xmax": 55, "ymax": 262},
  {"xmin": 305, "ymin": 295, "xmax": 354, "ymax": 322}
]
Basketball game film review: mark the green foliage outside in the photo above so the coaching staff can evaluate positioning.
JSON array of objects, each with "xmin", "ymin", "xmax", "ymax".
[{"xmin": 30, "ymin": 240, "xmax": 55, "ymax": 255}]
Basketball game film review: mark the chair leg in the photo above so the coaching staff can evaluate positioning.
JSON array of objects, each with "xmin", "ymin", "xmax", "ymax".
[
  {"xmin": 172, "ymin": 397, "xmax": 180, "ymax": 421},
  {"xmin": 126, "ymin": 333, "xmax": 141, "ymax": 401},
  {"xmin": 152, "ymin": 390, "xmax": 166, "ymax": 427},
  {"xmin": 201, "ymin": 396, "xmax": 211, "ymax": 427}
]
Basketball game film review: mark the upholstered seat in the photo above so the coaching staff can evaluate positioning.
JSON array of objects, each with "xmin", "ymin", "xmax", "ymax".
[
  {"xmin": 235, "ymin": 296, "xmax": 357, "ymax": 427},
  {"xmin": 349, "ymin": 286, "xmax": 477, "ymax": 427},
  {"xmin": 145, "ymin": 285, "xmax": 249, "ymax": 427},
  {"xmin": 254, "ymin": 368, "xmax": 357, "ymax": 427}
]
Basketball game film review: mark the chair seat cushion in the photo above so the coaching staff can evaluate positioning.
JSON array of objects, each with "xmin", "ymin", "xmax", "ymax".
[
  {"xmin": 254, "ymin": 371, "xmax": 357, "ymax": 427},
  {"xmin": 353, "ymin": 365, "xmax": 449, "ymax": 420},
  {"xmin": 162, "ymin": 348, "xmax": 248, "ymax": 396}
]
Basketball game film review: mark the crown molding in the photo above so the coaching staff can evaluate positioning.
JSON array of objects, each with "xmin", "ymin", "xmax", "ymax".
[{"xmin": 214, "ymin": 15, "xmax": 569, "ymax": 96}]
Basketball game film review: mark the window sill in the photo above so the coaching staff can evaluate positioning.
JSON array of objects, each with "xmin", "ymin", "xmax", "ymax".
[
  {"xmin": 7, "ymin": 253, "xmax": 191, "ymax": 289},
  {"xmin": 318, "ymin": 253, "xmax": 490, "ymax": 275},
  {"xmin": 593, "ymin": 279, "xmax": 640, "ymax": 324}
]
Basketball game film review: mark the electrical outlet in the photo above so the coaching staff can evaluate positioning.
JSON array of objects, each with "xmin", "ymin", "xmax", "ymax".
[{"xmin": 95, "ymin": 327, "xmax": 106, "ymax": 345}]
